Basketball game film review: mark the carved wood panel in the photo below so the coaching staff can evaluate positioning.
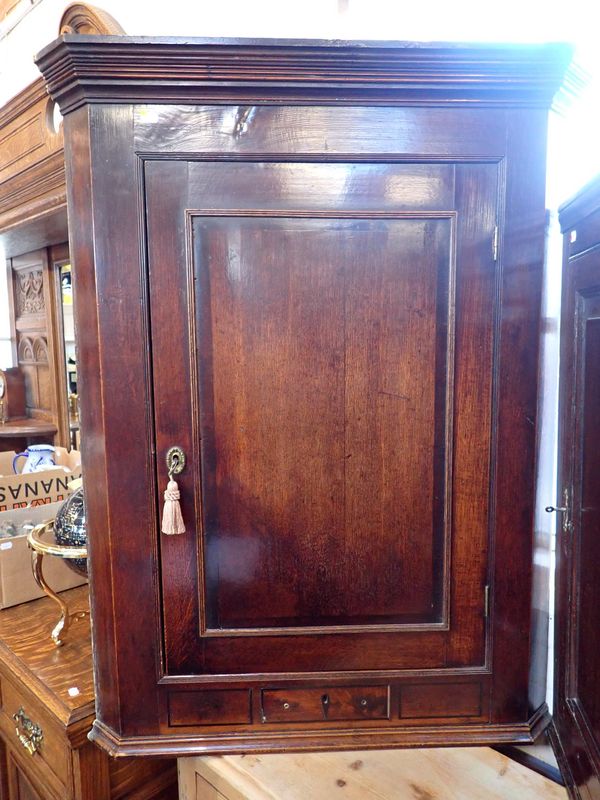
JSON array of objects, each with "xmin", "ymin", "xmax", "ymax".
[
  {"xmin": 15, "ymin": 268, "xmax": 45, "ymax": 316},
  {"xmin": 9, "ymin": 250, "xmax": 61, "ymax": 436}
]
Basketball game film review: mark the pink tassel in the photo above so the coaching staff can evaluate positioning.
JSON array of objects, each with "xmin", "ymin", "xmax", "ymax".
[{"xmin": 161, "ymin": 478, "xmax": 186, "ymax": 535}]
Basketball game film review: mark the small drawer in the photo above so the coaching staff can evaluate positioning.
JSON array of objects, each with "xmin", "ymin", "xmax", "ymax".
[
  {"xmin": 0, "ymin": 675, "xmax": 70, "ymax": 794},
  {"xmin": 399, "ymin": 681, "xmax": 483, "ymax": 720},
  {"xmin": 168, "ymin": 689, "xmax": 251, "ymax": 727},
  {"xmin": 261, "ymin": 686, "xmax": 389, "ymax": 723}
]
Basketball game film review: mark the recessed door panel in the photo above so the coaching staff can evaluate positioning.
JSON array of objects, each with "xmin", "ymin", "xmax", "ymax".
[{"xmin": 194, "ymin": 214, "xmax": 453, "ymax": 632}]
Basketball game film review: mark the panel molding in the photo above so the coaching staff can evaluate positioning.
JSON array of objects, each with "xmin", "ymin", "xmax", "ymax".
[{"xmin": 184, "ymin": 208, "xmax": 456, "ymax": 638}]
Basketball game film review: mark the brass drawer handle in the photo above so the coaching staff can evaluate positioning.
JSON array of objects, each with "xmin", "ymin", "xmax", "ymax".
[{"xmin": 13, "ymin": 707, "xmax": 43, "ymax": 755}]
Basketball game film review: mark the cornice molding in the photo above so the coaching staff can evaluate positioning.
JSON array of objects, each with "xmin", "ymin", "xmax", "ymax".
[
  {"xmin": 551, "ymin": 58, "xmax": 589, "ymax": 117},
  {"xmin": 558, "ymin": 172, "xmax": 600, "ymax": 232},
  {"xmin": 35, "ymin": 36, "xmax": 574, "ymax": 115}
]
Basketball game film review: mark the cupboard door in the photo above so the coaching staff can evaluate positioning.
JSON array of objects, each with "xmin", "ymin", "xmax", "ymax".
[
  {"xmin": 554, "ymin": 210, "xmax": 600, "ymax": 797},
  {"xmin": 146, "ymin": 159, "xmax": 498, "ymax": 677}
]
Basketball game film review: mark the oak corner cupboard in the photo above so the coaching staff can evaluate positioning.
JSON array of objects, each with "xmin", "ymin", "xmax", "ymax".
[{"xmin": 35, "ymin": 35, "xmax": 572, "ymax": 757}]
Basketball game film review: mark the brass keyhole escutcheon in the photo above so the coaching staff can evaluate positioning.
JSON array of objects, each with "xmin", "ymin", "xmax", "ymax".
[{"xmin": 166, "ymin": 446, "xmax": 186, "ymax": 477}]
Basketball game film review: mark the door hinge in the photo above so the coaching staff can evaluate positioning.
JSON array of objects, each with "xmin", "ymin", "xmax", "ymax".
[
  {"xmin": 492, "ymin": 226, "xmax": 499, "ymax": 262},
  {"xmin": 484, "ymin": 585, "xmax": 490, "ymax": 618}
]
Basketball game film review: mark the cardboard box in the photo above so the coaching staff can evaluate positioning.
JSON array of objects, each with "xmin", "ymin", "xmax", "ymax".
[
  {"xmin": 0, "ymin": 534, "xmax": 87, "ymax": 610},
  {"xmin": 0, "ymin": 459, "xmax": 87, "ymax": 609},
  {"xmin": 0, "ymin": 448, "xmax": 82, "ymax": 512}
]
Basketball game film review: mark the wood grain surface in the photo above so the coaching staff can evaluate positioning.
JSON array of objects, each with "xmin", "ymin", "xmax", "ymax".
[
  {"xmin": 39, "ymin": 37, "xmax": 571, "ymax": 755},
  {"xmin": 0, "ymin": 586, "xmax": 179, "ymax": 798},
  {"xmin": 181, "ymin": 747, "xmax": 567, "ymax": 800},
  {"xmin": 0, "ymin": 586, "xmax": 93, "ymax": 726}
]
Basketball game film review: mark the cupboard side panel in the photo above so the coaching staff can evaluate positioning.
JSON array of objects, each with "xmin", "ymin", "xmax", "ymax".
[
  {"xmin": 72, "ymin": 104, "xmax": 161, "ymax": 735},
  {"xmin": 491, "ymin": 109, "xmax": 548, "ymax": 723}
]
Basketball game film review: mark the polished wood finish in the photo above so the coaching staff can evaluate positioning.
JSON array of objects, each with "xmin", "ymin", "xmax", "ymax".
[
  {"xmin": 179, "ymin": 748, "xmax": 568, "ymax": 800},
  {"xmin": 36, "ymin": 36, "xmax": 571, "ymax": 756},
  {"xmin": 554, "ymin": 175, "xmax": 600, "ymax": 799},
  {"xmin": 0, "ymin": 587, "xmax": 177, "ymax": 799}
]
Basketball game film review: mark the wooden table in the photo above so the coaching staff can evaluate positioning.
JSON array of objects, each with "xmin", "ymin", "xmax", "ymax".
[
  {"xmin": 0, "ymin": 586, "xmax": 177, "ymax": 799},
  {"xmin": 179, "ymin": 748, "xmax": 567, "ymax": 800},
  {"xmin": 0, "ymin": 419, "xmax": 57, "ymax": 453}
]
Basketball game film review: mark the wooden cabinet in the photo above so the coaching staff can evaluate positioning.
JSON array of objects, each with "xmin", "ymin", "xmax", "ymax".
[
  {"xmin": 35, "ymin": 36, "xmax": 572, "ymax": 756},
  {"xmin": 551, "ymin": 176, "xmax": 600, "ymax": 798},
  {"xmin": 0, "ymin": 587, "xmax": 178, "ymax": 799}
]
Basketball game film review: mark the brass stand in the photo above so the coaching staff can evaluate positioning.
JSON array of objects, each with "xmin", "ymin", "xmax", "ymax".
[{"xmin": 27, "ymin": 521, "xmax": 88, "ymax": 646}]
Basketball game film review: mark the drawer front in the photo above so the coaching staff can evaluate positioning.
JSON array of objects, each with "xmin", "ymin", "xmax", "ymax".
[
  {"xmin": 0, "ymin": 675, "xmax": 71, "ymax": 794},
  {"xmin": 5, "ymin": 743, "xmax": 64, "ymax": 800},
  {"xmin": 399, "ymin": 681, "xmax": 484, "ymax": 721},
  {"xmin": 261, "ymin": 686, "xmax": 389, "ymax": 723},
  {"xmin": 168, "ymin": 690, "xmax": 251, "ymax": 727}
]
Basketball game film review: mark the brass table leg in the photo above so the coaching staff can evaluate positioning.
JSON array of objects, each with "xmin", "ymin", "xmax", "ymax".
[
  {"xmin": 27, "ymin": 521, "xmax": 88, "ymax": 647},
  {"xmin": 30, "ymin": 550, "xmax": 88, "ymax": 646}
]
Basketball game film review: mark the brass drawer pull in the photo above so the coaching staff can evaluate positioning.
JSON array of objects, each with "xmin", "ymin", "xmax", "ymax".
[{"xmin": 13, "ymin": 707, "xmax": 43, "ymax": 755}]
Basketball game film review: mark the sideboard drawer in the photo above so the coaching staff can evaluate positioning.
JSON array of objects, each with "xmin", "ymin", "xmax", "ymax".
[
  {"xmin": 0, "ymin": 675, "xmax": 70, "ymax": 794},
  {"xmin": 261, "ymin": 686, "xmax": 390, "ymax": 723}
]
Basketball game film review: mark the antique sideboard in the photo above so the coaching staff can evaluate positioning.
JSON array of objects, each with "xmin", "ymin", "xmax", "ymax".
[{"xmin": 0, "ymin": 587, "xmax": 177, "ymax": 799}]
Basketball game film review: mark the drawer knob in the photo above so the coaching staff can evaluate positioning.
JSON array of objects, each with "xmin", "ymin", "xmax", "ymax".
[{"xmin": 13, "ymin": 707, "xmax": 43, "ymax": 756}]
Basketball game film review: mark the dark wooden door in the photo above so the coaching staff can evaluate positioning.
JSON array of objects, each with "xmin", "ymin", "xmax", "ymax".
[
  {"xmin": 554, "ymin": 186, "xmax": 600, "ymax": 798},
  {"xmin": 146, "ymin": 159, "xmax": 497, "ymax": 678}
]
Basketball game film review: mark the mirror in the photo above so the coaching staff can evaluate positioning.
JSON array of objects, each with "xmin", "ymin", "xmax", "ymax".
[
  {"xmin": 59, "ymin": 263, "xmax": 79, "ymax": 449},
  {"xmin": 53, "ymin": 255, "xmax": 80, "ymax": 450}
]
